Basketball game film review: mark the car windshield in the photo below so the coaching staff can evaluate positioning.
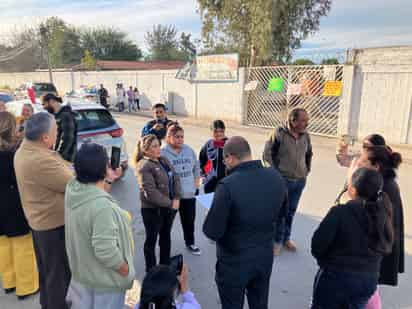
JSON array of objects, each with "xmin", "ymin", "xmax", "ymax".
[
  {"xmin": 0, "ymin": 94, "xmax": 13, "ymax": 102},
  {"xmin": 33, "ymin": 83, "xmax": 56, "ymax": 92},
  {"xmin": 75, "ymin": 109, "xmax": 116, "ymax": 132}
]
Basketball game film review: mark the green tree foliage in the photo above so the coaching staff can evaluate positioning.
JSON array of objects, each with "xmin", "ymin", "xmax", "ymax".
[
  {"xmin": 0, "ymin": 27, "xmax": 44, "ymax": 72},
  {"xmin": 40, "ymin": 17, "xmax": 83, "ymax": 68},
  {"xmin": 179, "ymin": 32, "xmax": 197, "ymax": 60},
  {"xmin": 293, "ymin": 58, "xmax": 315, "ymax": 65},
  {"xmin": 80, "ymin": 27, "xmax": 142, "ymax": 61},
  {"xmin": 81, "ymin": 50, "xmax": 97, "ymax": 70},
  {"xmin": 197, "ymin": 0, "xmax": 331, "ymax": 65},
  {"xmin": 145, "ymin": 25, "xmax": 196, "ymax": 61},
  {"xmin": 321, "ymin": 57, "xmax": 339, "ymax": 65}
]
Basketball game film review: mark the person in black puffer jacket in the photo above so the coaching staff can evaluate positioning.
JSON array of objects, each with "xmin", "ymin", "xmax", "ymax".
[{"xmin": 42, "ymin": 93, "xmax": 77, "ymax": 162}]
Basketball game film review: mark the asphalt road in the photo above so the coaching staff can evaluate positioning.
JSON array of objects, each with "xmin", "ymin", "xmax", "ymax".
[{"xmin": 1, "ymin": 112, "xmax": 411, "ymax": 309}]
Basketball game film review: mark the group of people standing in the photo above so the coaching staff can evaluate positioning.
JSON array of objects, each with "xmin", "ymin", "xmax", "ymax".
[
  {"xmin": 98, "ymin": 84, "xmax": 141, "ymax": 112},
  {"xmin": 0, "ymin": 95, "xmax": 406, "ymax": 309}
]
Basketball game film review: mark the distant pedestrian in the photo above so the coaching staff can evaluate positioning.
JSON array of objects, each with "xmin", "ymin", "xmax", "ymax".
[
  {"xmin": 199, "ymin": 120, "xmax": 228, "ymax": 193},
  {"xmin": 42, "ymin": 93, "xmax": 78, "ymax": 162},
  {"xmin": 135, "ymin": 134, "xmax": 181, "ymax": 272},
  {"xmin": 162, "ymin": 124, "xmax": 202, "ymax": 255},
  {"xmin": 65, "ymin": 143, "xmax": 134, "ymax": 309},
  {"xmin": 134, "ymin": 88, "xmax": 140, "ymax": 111},
  {"xmin": 311, "ymin": 168, "xmax": 394, "ymax": 309},
  {"xmin": 203, "ymin": 136, "xmax": 287, "ymax": 309},
  {"xmin": 141, "ymin": 103, "xmax": 173, "ymax": 140},
  {"xmin": 14, "ymin": 112, "xmax": 73, "ymax": 309},
  {"xmin": 116, "ymin": 84, "xmax": 126, "ymax": 112},
  {"xmin": 98, "ymin": 84, "xmax": 109, "ymax": 108},
  {"xmin": 0, "ymin": 112, "xmax": 39, "ymax": 301},
  {"xmin": 263, "ymin": 107, "xmax": 313, "ymax": 256},
  {"xmin": 127, "ymin": 86, "xmax": 136, "ymax": 112}
]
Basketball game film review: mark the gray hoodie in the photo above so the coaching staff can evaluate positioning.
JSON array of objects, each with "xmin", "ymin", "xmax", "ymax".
[{"xmin": 161, "ymin": 144, "xmax": 200, "ymax": 199}]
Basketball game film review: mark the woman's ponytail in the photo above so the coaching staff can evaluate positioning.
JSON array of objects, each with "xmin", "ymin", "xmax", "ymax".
[{"xmin": 351, "ymin": 168, "xmax": 394, "ymax": 255}]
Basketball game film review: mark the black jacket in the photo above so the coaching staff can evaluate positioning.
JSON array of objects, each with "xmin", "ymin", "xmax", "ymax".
[
  {"xmin": 379, "ymin": 176, "xmax": 405, "ymax": 286},
  {"xmin": 141, "ymin": 118, "xmax": 173, "ymax": 140},
  {"xmin": 312, "ymin": 201, "xmax": 386, "ymax": 276},
  {"xmin": 203, "ymin": 160, "xmax": 287, "ymax": 261},
  {"xmin": 199, "ymin": 138, "xmax": 228, "ymax": 193},
  {"xmin": 0, "ymin": 148, "xmax": 30, "ymax": 237},
  {"xmin": 55, "ymin": 105, "xmax": 77, "ymax": 162}
]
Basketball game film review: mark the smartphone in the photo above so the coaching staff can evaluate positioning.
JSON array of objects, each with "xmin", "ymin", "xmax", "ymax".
[
  {"xmin": 111, "ymin": 146, "xmax": 121, "ymax": 169},
  {"xmin": 169, "ymin": 254, "xmax": 183, "ymax": 276}
]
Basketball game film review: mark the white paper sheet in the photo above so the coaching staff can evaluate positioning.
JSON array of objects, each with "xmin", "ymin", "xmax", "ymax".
[{"xmin": 196, "ymin": 193, "xmax": 215, "ymax": 210}]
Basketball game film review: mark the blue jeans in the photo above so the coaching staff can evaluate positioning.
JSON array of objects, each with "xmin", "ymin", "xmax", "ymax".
[
  {"xmin": 275, "ymin": 178, "xmax": 306, "ymax": 244},
  {"xmin": 311, "ymin": 268, "xmax": 377, "ymax": 309}
]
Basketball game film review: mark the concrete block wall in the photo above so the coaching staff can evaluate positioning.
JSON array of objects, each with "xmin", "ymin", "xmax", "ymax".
[
  {"xmin": 348, "ymin": 46, "xmax": 412, "ymax": 144},
  {"xmin": 0, "ymin": 68, "xmax": 247, "ymax": 124}
]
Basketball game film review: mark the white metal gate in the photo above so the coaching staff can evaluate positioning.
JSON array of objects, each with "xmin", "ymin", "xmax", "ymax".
[{"xmin": 245, "ymin": 65, "xmax": 344, "ymax": 136}]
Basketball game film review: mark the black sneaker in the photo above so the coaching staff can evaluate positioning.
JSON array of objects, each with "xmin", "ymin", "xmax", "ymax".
[
  {"xmin": 187, "ymin": 245, "xmax": 202, "ymax": 256},
  {"xmin": 4, "ymin": 288, "xmax": 15, "ymax": 294}
]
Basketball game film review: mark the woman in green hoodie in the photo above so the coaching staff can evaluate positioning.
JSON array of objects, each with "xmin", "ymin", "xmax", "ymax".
[{"xmin": 65, "ymin": 143, "xmax": 135, "ymax": 309}]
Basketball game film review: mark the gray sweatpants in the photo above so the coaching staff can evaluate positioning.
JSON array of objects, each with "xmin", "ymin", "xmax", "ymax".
[{"xmin": 66, "ymin": 280, "xmax": 126, "ymax": 309}]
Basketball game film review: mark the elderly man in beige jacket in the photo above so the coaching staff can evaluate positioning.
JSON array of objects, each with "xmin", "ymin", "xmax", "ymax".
[{"xmin": 14, "ymin": 112, "xmax": 73, "ymax": 309}]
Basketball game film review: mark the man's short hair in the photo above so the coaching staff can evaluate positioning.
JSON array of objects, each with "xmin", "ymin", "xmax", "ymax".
[
  {"xmin": 288, "ymin": 107, "xmax": 308, "ymax": 123},
  {"xmin": 74, "ymin": 143, "xmax": 108, "ymax": 184},
  {"xmin": 223, "ymin": 136, "xmax": 251, "ymax": 160},
  {"xmin": 42, "ymin": 93, "xmax": 62, "ymax": 103},
  {"xmin": 25, "ymin": 112, "xmax": 54, "ymax": 141},
  {"xmin": 152, "ymin": 103, "xmax": 166, "ymax": 111}
]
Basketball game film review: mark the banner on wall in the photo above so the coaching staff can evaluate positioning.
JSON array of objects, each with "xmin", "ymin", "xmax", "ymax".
[{"xmin": 193, "ymin": 54, "xmax": 239, "ymax": 81}]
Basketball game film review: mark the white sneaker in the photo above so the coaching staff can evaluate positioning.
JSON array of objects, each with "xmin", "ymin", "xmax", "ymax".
[{"xmin": 187, "ymin": 245, "xmax": 202, "ymax": 256}]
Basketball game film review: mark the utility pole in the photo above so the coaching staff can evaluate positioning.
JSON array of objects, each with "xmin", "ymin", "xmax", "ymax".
[{"xmin": 40, "ymin": 25, "xmax": 53, "ymax": 83}]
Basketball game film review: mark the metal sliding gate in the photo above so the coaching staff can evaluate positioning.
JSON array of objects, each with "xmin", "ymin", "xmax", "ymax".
[{"xmin": 245, "ymin": 65, "xmax": 344, "ymax": 137}]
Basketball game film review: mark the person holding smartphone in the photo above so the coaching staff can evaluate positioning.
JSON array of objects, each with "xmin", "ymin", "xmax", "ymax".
[
  {"xmin": 136, "ymin": 134, "xmax": 181, "ymax": 273},
  {"xmin": 136, "ymin": 264, "xmax": 201, "ymax": 309},
  {"xmin": 65, "ymin": 143, "xmax": 133, "ymax": 309}
]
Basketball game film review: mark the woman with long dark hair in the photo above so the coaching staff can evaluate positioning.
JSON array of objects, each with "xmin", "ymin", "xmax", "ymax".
[
  {"xmin": 199, "ymin": 120, "xmax": 228, "ymax": 193},
  {"xmin": 362, "ymin": 142, "xmax": 404, "ymax": 309},
  {"xmin": 136, "ymin": 264, "xmax": 201, "ymax": 309},
  {"xmin": 335, "ymin": 134, "xmax": 405, "ymax": 308},
  {"xmin": 311, "ymin": 168, "xmax": 394, "ymax": 308}
]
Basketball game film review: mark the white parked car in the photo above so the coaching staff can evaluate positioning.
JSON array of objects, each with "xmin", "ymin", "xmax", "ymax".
[{"xmin": 6, "ymin": 99, "xmax": 128, "ymax": 167}]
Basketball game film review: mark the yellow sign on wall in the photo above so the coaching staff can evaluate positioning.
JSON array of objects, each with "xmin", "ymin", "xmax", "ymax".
[{"xmin": 323, "ymin": 81, "xmax": 343, "ymax": 97}]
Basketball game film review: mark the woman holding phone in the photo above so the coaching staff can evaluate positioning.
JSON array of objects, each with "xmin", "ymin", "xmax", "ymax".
[
  {"xmin": 136, "ymin": 134, "xmax": 181, "ymax": 272},
  {"xmin": 311, "ymin": 168, "xmax": 394, "ymax": 308},
  {"xmin": 136, "ymin": 264, "xmax": 201, "ymax": 309}
]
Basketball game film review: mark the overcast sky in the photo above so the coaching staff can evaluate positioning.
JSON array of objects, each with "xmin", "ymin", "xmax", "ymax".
[{"xmin": 1, "ymin": 0, "xmax": 412, "ymax": 57}]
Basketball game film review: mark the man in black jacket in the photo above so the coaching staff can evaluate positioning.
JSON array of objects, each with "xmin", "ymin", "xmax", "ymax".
[
  {"xmin": 141, "ymin": 103, "xmax": 173, "ymax": 140},
  {"xmin": 203, "ymin": 136, "xmax": 287, "ymax": 309},
  {"xmin": 42, "ymin": 94, "xmax": 77, "ymax": 162}
]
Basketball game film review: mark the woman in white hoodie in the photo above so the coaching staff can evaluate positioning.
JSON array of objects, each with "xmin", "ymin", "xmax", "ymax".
[{"xmin": 161, "ymin": 124, "xmax": 202, "ymax": 255}]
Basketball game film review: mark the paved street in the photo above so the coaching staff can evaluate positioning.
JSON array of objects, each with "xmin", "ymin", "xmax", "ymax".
[{"xmin": 1, "ymin": 112, "xmax": 411, "ymax": 309}]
